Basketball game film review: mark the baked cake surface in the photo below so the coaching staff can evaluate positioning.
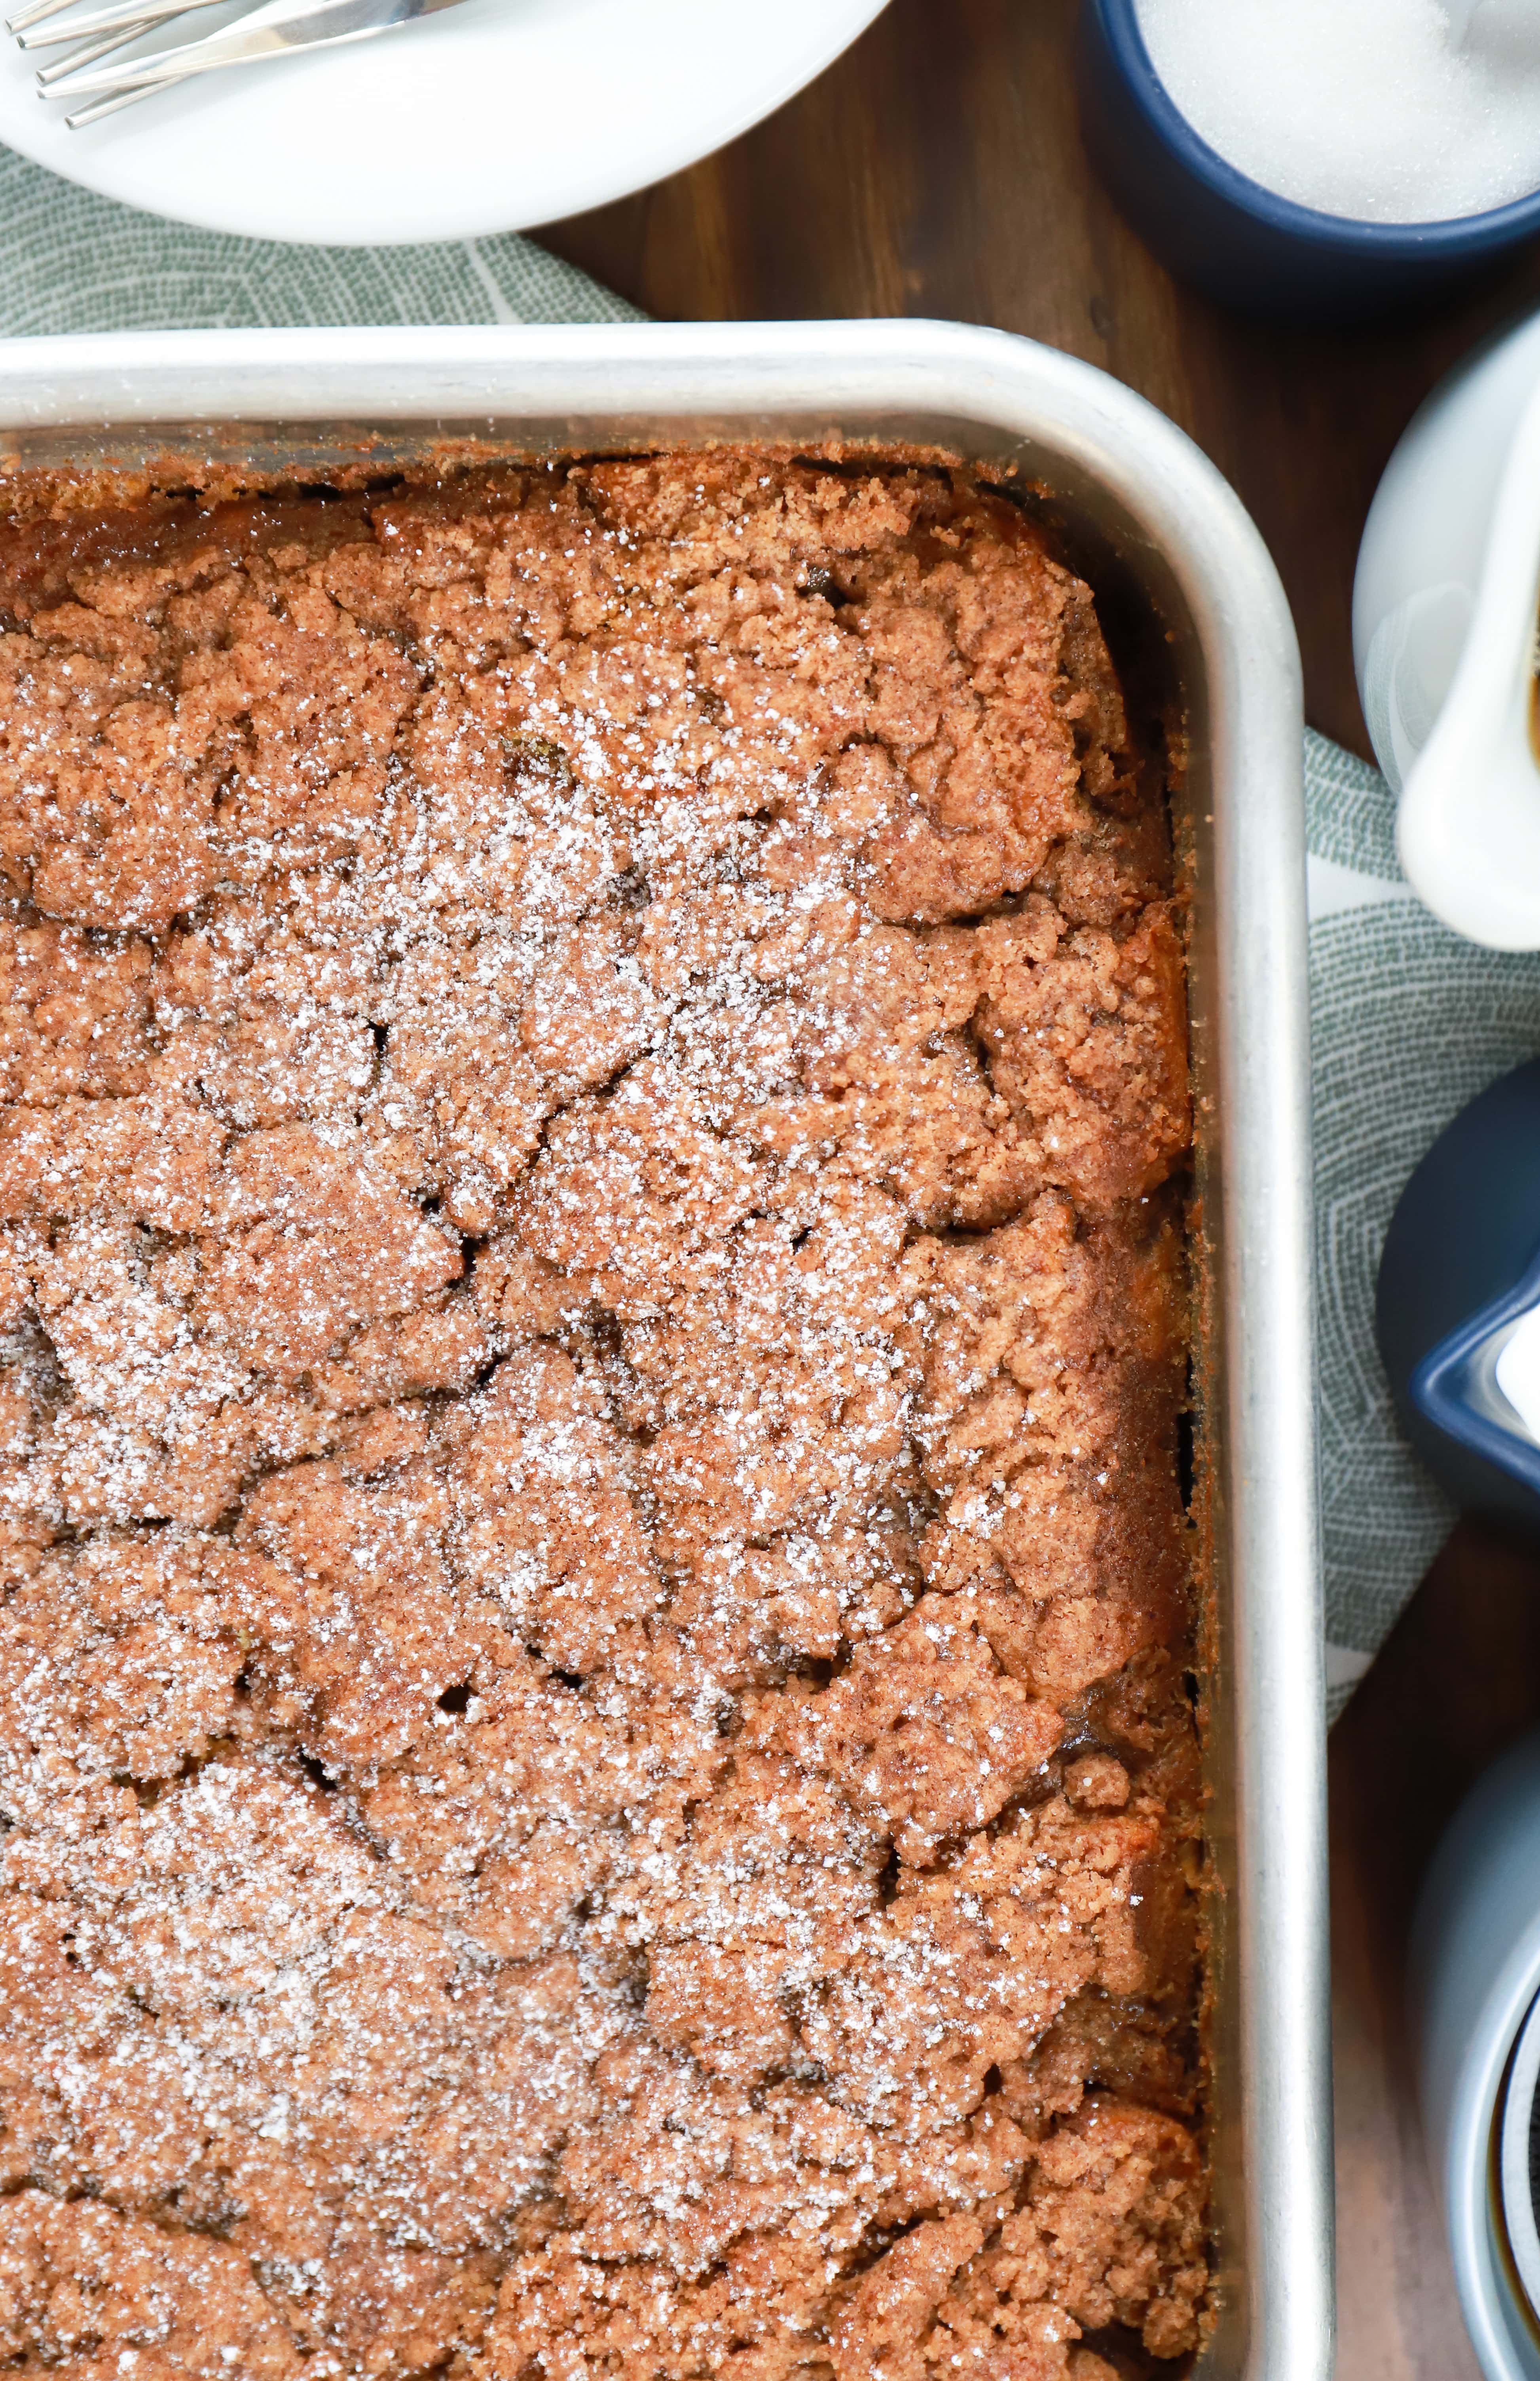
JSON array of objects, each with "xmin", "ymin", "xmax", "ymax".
[{"xmin": 0, "ymin": 453, "xmax": 1204, "ymax": 2380}]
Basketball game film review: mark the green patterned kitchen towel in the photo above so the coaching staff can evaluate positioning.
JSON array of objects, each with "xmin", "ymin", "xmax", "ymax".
[
  {"xmin": 1309, "ymin": 728, "xmax": 1540, "ymax": 1720},
  {"xmin": 0, "ymin": 144, "xmax": 641, "ymax": 332},
  {"xmin": 0, "ymin": 138, "xmax": 1497, "ymax": 1718}
]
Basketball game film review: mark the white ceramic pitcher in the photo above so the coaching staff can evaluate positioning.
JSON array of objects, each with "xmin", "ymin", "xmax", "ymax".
[{"xmin": 1355, "ymin": 306, "xmax": 1540, "ymax": 949}]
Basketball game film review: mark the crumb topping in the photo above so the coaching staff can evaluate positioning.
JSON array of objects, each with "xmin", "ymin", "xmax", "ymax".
[{"xmin": 0, "ymin": 452, "xmax": 1202, "ymax": 2381}]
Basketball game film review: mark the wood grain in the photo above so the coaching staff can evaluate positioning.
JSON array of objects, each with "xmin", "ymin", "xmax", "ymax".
[
  {"xmin": 539, "ymin": 0, "xmax": 1540, "ymax": 759},
  {"xmin": 538, "ymin": 8, "xmax": 1540, "ymax": 2368}
]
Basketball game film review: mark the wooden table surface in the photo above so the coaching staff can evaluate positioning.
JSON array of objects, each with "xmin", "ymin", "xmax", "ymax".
[{"xmin": 541, "ymin": 8, "xmax": 1540, "ymax": 2373}]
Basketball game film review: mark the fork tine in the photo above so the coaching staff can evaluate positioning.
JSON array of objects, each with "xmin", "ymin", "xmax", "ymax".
[
  {"xmin": 63, "ymin": 66, "xmax": 181, "ymax": 116},
  {"xmin": 21, "ymin": 0, "xmax": 199, "ymax": 49},
  {"xmin": 37, "ymin": 19, "xmax": 156, "ymax": 81},
  {"xmin": 47, "ymin": 0, "xmax": 440, "ymax": 105},
  {"xmin": 7, "ymin": 0, "xmax": 87, "ymax": 36},
  {"xmin": 42, "ymin": 0, "xmax": 276, "ymax": 97}
]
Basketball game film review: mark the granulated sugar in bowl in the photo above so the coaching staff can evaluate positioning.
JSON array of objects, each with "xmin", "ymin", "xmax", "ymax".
[{"xmin": 1134, "ymin": 0, "xmax": 1540, "ymax": 224}]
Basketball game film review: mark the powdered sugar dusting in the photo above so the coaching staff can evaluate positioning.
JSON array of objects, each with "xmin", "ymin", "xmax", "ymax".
[{"xmin": 0, "ymin": 455, "xmax": 1205, "ymax": 2379}]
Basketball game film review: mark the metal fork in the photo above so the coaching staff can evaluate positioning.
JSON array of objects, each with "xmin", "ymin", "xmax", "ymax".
[
  {"xmin": 23, "ymin": 0, "xmax": 467, "ymax": 123},
  {"xmin": 9, "ymin": 0, "xmax": 190, "ymax": 112}
]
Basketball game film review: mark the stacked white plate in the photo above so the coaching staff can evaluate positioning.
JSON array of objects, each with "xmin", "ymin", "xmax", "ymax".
[{"xmin": 0, "ymin": 0, "xmax": 890, "ymax": 245}]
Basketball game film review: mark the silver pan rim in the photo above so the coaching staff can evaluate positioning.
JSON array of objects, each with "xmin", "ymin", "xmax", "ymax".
[{"xmin": 0, "ymin": 315, "xmax": 1330, "ymax": 2381}]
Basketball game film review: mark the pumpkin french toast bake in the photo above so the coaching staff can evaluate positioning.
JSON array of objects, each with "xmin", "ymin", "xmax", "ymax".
[{"xmin": 0, "ymin": 451, "xmax": 1205, "ymax": 2380}]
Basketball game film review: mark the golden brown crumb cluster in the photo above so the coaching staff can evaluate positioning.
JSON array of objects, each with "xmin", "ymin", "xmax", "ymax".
[{"xmin": 0, "ymin": 453, "xmax": 1202, "ymax": 2380}]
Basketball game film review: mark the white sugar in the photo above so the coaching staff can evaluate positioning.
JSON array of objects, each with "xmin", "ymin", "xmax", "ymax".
[{"xmin": 1134, "ymin": 0, "xmax": 1540, "ymax": 224}]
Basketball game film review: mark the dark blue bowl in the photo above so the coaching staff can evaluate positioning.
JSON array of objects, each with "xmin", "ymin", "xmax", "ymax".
[
  {"xmin": 1077, "ymin": 0, "xmax": 1540, "ymax": 319},
  {"xmin": 1376, "ymin": 1059, "xmax": 1540, "ymax": 1530}
]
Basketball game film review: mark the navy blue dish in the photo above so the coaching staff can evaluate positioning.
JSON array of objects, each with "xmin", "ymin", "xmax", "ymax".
[
  {"xmin": 1377, "ymin": 1059, "xmax": 1540, "ymax": 1528},
  {"xmin": 1411, "ymin": 1245, "xmax": 1540, "ymax": 1509},
  {"xmin": 1077, "ymin": 0, "xmax": 1540, "ymax": 319}
]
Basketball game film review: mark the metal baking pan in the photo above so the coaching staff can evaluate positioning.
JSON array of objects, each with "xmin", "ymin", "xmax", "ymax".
[{"xmin": 0, "ymin": 319, "xmax": 1330, "ymax": 2381}]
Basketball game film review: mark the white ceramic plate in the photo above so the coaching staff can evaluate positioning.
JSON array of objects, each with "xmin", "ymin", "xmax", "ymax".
[{"xmin": 0, "ymin": 0, "xmax": 889, "ymax": 247}]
